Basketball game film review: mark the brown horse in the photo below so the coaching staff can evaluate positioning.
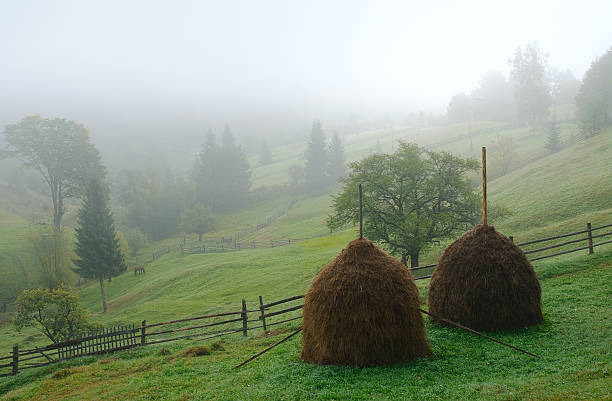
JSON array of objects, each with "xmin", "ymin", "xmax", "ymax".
[{"xmin": 134, "ymin": 265, "xmax": 145, "ymax": 275}]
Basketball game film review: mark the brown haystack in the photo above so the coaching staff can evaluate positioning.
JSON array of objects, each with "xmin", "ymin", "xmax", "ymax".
[
  {"xmin": 300, "ymin": 238, "xmax": 430, "ymax": 367},
  {"xmin": 428, "ymin": 224, "xmax": 543, "ymax": 332}
]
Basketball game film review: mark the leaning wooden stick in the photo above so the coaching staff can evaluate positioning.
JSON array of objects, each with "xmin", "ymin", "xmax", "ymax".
[
  {"xmin": 234, "ymin": 328, "xmax": 302, "ymax": 369},
  {"xmin": 419, "ymin": 308, "xmax": 540, "ymax": 358},
  {"xmin": 482, "ymin": 146, "xmax": 487, "ymax": 225}
]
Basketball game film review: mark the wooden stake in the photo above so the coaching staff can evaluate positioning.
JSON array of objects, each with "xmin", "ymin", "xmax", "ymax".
[
  {"xmin": 419, "ymin": 308, "xmax": 540, "ymax": 359},
  {"xmin": 234, "ymin": 328, "xmax": 302, "ymax": 369},
  {"xmin": 359, "ymin": 184, "xmax": 363, "ymax": 239},
  {"xmin": 482, "ymin": 146, "xmax": 487, "ymax": 226}
]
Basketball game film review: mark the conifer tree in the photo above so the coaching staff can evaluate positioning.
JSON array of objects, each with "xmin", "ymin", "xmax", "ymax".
[
  {"xmin": 260, "ymin": 139, "xmax": 273, "ymax": 165},
  {"xmin": 194, "ymin": 130, "xmax": 221, "ymax": 208},
  {"xmin": 73, "ymin": 178, "xmax": 126, "ymax": 313},
  {"xmin": 304, "ymin": 121, "xmax": 328, "ymax": 190},
  {"xmin": 328, "ymin": 131, "xmax": 347, "ymax": 182},
  {"xmin": 545, "ymin": 119, "xmax": 562, "ymax": 153},
  {"xmin": 220, "ymin": 125, "xmax": 251, "ymax": 210}
]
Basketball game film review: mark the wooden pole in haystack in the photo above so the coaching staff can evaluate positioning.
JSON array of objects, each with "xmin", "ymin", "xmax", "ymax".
[
  {"xmin": 482, "ymin": 146, "xmax": 487, "ymax": 226},
  {"xmin": 359, "ymin": 184, "xmax": 363, "ymax": 239}
]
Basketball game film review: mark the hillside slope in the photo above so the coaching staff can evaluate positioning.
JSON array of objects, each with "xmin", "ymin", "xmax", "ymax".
[{"xmin": 490, "ymin": 131, "xmax": 612, "ymax": 240}]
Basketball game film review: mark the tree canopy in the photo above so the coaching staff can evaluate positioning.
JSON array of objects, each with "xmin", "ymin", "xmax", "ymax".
[
  {"xmin": 328, "ymin": 142, "xmax": 480, "ymax": 267},
  {"xmin": 304, "ymin": 121, "xmax": 328, "ymax": 191},
  {"xmin": 328, "ymin": 131, "xmax": 347, "ymax": 183},
  {"xmin": 2, "ymin": 115, "xmax": 105, "ymax": 228},
  {"xmin": 194, "ymin": 126, "xmax": 251, "ymax": 211},
  {"xmin": 73, "ymin": 178, "xmax": 126, "ymax": 312},
  {"xmin": 14, "ymin": 285, "xmax": 94, "ymax": 343},
  {"xmin": 509, "ymin": 43, "xmax": 552, "ymax": 129},
  {"xmin": 576, "ymin": 47, "xmax": 612, "ymax": 137}
]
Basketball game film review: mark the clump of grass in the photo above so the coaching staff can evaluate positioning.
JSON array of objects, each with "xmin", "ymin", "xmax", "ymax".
[
  {"xmin": 51, "ymin": 368, "xmax": 74, "ymax": 379},
  {"xmin": 182, "ymin": 345, "xmax": 210, "ymax": 357},
  {"xmin": 210, "ymin": 342, "xmax": 225, "ymax": 351},
  {"xmin": 157, "ymin": 347, "xmax": 171, "ymax": 356}
]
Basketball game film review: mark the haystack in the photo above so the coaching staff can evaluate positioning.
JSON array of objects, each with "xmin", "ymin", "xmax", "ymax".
[
  {"xmin": 428, "ymin": 224, "xmax": 543, "ymax": 332},
  {"xmin": 300, "ymin": 238, "xmax": 430, "ymax": 367}
]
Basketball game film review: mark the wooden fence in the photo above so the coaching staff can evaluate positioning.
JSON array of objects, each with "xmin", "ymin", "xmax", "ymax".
[
  {"xmin": 408, "ymin": 221, "xmax": 612, "ymax": 280},
  {"xmin": 0, "ymin": 295, "xmax": 304, "ymax": 377},
  {"xmin": 181, "ymin": 238, "xmax": 311, "ymax": 255},
  {"xmin": 2, "ymin": 221, "xmax": 610, "ymax": 377},
  {"xmin": 0, "ymin": 324, "xmax": 140, "ymax": 377}
]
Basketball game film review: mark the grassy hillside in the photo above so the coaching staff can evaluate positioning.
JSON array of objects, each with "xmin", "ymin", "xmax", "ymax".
[
  {"xmin": 0, "ymin": 122, "xmax": 610, "ymax": 399},
  {"xmin": 490, "ymin": 131, "xmax": 612, "ymax": 240},
  {"xmin": 1, "ymin": 249, "xmax": 610, "ymax": 400}
]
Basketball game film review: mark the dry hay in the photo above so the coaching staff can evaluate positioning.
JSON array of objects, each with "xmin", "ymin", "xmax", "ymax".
[
  {"xmin": 300, "ymin": 238, "xmax": 430, "ymax": 367},
  {"xmin": 428, "ymin": 224, "xmax": 543, "ymax": 332}
]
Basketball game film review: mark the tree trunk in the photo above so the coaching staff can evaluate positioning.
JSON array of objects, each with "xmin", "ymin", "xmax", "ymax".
[
  {"xmin": 99, "ymin": 277, "xmax": 108, "ymax": 313},
  {"xmin": 409, "ymin": 251, "xmax": 419, "ymax": 268},
  {"xmin": 198, "ymin": 231, "xmax": 202, "ymax": 242}
]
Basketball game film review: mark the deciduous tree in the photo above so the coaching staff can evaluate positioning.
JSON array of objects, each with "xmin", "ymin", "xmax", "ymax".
[
  {"xmin": 576, "ymin": 47, "xmax": 612, "ymax": 137},
  {"xmin": 328, "ymin": 142, "xmax": 479, "ymax": 267},
  {"xmin": 14, "ymin": 285, "xmax": 94, "ymax": 343},
  {"xmin": 509, "ymin": 43, "xmax": 552, "ymax": 129},
  {"xmin": 2, "ymin": 116, "xmax": 104, "ymax": 228}
]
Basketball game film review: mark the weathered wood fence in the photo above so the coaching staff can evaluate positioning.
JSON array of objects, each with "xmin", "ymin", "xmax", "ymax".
[
  {"xmin": 409, "ymin": 221, "xmax": 612, "ymax": 280},
  {"xmin": 0, "ymin": 324, "xmax": 140, "ymax": 377},
  {"xmin": 181, "ymin": 238, "xmax": 310, "ymax": 255},
  {"xmin": 0, "ymin": 295, "xmax": 304, "ymax": 377}
]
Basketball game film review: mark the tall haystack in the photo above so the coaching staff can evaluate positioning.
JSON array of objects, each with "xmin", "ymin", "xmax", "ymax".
[
  {"xmin": 428, "ymin": 224, "xmax": 543, "ymax": 332},
  {"xmin": 300, "ymin": 238, "xmax": 430, "ymax": 367}
]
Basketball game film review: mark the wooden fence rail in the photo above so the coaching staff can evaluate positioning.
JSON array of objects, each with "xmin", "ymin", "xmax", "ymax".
[{"xmin": 2, "ymin": 221, "xmax": 610, "ymax": 377}]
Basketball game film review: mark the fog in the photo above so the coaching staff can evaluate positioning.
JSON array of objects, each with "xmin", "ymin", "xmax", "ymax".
[{"xmin": 1, "ymin": 0, "xmax": 611, "ymax": 151}]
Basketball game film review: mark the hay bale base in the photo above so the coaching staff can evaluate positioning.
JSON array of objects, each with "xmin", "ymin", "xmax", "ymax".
[
  {"xmin": 428, "ymin": 225, "xmax": 543, "ymax": 332},
  {"xmin": 300, "ymin": 238, "xmax": 430, "ymax": 367}
]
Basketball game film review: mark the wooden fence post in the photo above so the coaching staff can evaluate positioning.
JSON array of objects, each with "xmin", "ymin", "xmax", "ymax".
[
  {"xmin": 259, "ymin": 296, "xmax": 268, "ymax": 334},
  {"xmin": 587, "ymin": 222, "xmax": 594, "ymax": 254},
  {"xmin": 241, "ymin": 299, "xmax": 248, "ymax": 337},
  {"xmin": 12, "ymin": 344, "xmax": 18, "ymax": 375},
  {"xmin": 141, "ymin": 320, "xmax": 146, "ymax": 346}
]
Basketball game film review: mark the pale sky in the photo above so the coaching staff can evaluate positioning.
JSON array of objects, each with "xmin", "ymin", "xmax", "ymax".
[{"xmin": 1, "ymin": 0, "xmax": 611, "ymax": 140}]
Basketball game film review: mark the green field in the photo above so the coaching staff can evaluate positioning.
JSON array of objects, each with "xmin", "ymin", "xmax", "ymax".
[
  {"xmin": 0, "ymin": 249, "xmax": 610, "ymax": 400},
  {"xmin": 0, "ymin": 123, "xmax": 611, "ymax": 400}
]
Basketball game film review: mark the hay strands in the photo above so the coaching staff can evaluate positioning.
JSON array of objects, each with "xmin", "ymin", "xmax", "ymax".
[
  {"xmin": 419, "ymin": 308, "xmax": 540, "ymax": 359},
  {"xmin": 234, "ymin": 328, "xmax": 302, "ymax": 369}
]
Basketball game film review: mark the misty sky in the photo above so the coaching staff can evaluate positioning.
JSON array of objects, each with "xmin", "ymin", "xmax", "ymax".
[{"xmin": 1, "ymin": 0, "xmax": 611, "ymax": 141}]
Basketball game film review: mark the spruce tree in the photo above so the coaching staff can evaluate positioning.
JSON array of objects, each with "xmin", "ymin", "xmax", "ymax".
[
  {"xmin": 194, "ymin": 130, "xmax": 221, "ymax": 208},
  {"xmin": 328, "ymin": 131, "xmax": 347, "ymax": 182},
  {"xmin": 304, "ymin": 121, "xmax": 328, "ymax": 190},
  {"xmin": 545, "ymin": 119, "xmax": 562, "ymax": 153},
  {"xmin": 260, "ymin": 139, "xmax": 273, "ymax": 165},
  {"xmin": 220, "ymin": 125, "xmax": 251, "ymax": 210},
  {"xmin": 73, "ymin": 178, "xmax": 126, "ymax": 312}
]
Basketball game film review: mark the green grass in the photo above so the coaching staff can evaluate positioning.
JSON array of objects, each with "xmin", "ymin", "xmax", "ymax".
[
  {"xmin": 490, "ymin": 131, "xmax": 612, "ymax": 237},
  {"xmin": 0, "ymin": 122, "xmax": 610, "ymax": 399},
  {"xmin": 1, "ymin": 249, "xmax": 610, "ymax": 400}
]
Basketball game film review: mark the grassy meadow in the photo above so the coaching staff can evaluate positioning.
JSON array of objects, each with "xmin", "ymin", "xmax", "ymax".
[{"xmin": 0, "ymin": 122, "xmax": 611, "ymax": 400}]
